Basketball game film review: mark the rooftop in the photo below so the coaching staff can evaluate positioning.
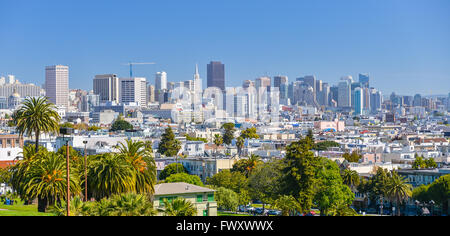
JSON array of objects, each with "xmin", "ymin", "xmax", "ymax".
[{"xmin": 153, "ymin": 182, "xmax": 215, "ymax": 196}]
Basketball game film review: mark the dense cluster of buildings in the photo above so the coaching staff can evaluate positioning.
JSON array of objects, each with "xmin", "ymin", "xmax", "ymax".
[{"xmin": 0, "ymin": 62, "xmax": 449, "ymax": 214}]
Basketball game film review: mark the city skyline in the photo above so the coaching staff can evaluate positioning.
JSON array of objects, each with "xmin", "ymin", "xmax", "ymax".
[{"xmin": 0, "ymin": 0, "xmax": 449, "ymax": 96}]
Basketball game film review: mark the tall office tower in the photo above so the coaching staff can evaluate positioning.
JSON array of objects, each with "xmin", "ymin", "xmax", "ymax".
[
  {"xmin": 329, "ymin": 85, "xmax": 339, "ymax": 106},
  {"xmin": 119, "ymin": 77, "xmax": 147, "ymax": 108},
  {"xmin": 273, "ymin": 75, "xmax": 288, "ymax": 104},
  {"xmin": 302, "ymin": 75, "xmax": 316, "ymax": 100},
  {"xmin": 207, "ymin": 61, "xmax": 225, "ymax": 90},
  {"xmin": 155, "ymin": 72, "xmax": 167, "ymax": 91},
  {"xmin": 255, "ymin": 76, "xmax": 271, "ymax": 92},
  {"xmin": 45, "ymin": 65, "xmax": 69, "ymax": 108},
  {"xmin": 148, "ymin": 85, "xmax": 155, "ymax": 103},
  {"xmin": 363, "ymin": 87, "xmax": 371, "ymax": 111},
  {"xmin": 319, "ymin": 83, "xmax": 330, "ymax": 107},
  {"xmin": 413, "ymin": 94, "xmax": 422, "ymax": 107},
  {"xmin": 167, "ymin": 82, "xmax": 175, "ymax": 91},
  {"xmin": 370, "ymin": 89, "xmax": 382, "ymax": 114},
  {"xmin": 403, "ymin": 96, "xmax": 413, "ymax": 107},
  {"xmin": 93, "ymin": 74, "xmax": 120, "ymax": 103},
  {"xmin": 447, "ymin": 93, "xmax": 450, "ymax": 112},
  {"xmin": 338, "ymin": 79, "xmax": 351, "ymax": 108},
  {"xmin": 243, "ymin": 80, "xmax": 254, "ymax": 89},
  {"xmin": 359, "ymin": 73, "xmax": 370, "ymax": 88},
  {"xmin": 315, "ymin": 79, "xmax": 323, "ymax": 99},
  {"xmin": 184, "ymin": 80, "xmax": 194, "ymax": 91},
  {"xmin": 353, "ymin": 87, "xmax": 363, "ymax": 115}
]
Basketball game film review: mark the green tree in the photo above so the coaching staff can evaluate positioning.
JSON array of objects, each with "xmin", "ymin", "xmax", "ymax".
[
  {"xmin": 342, "ymin": 150, "xmax": 362, "ymax": 163},
  {"xmin": 158, "ymin": 127, "xmax": 181, "ymax": 157},
  {"xmin": 13, "ymin": 97, "xmax": 61, "ymax": 153},
  {"xmin": 314, "ymin": 158, "xmax": 355, "ymax": 216},
  {"xmin": 341, "ymin": 169, "xmax": 360, "ymax": 188},
  {"xmin": 427, "ymin": 174, "xmax": 450, "ymax": 215},
  {"xmin": 87, "ymin": 153, "xmax": 136, "ymax": 200},
  {"xmin": 273, "ymin": 195, "xmax": 301, "ymax": 216},
  {"xmin": 313, "ymin": 141, "xmax": 340, "ymax": 151},
  {"xmin": 240, "ymin": 127, "xmax": 259, "ymax": 139},
  {"xmin": 184, "ymin": 134, "xmax": 208, "ymax": 143},
  {"xmin": 424, "ymin": 158, "xmax": 437, "ymax": 168},
  {"xmin": 159, "ymin": 197, "xmax": 197, "ymax": 216},
  {"xmin": 412, "ymin": 155, "xmax": 426, "ymax": 169},
  {"xmin": 159, "ymin": 163, "xmax": 188, "ymax": 180},
  {"xmin": 23, "ymin": 152, "xmax": 81, "ymax": 212},
  {"xmin": 107, "ymin": 193, "xmax": 156, "ymax": 216},
  {"xmin": 281, "ymin": 137, "xmax": 320, "ymax": 213},
  {"xmin": 213, "ymin": 134, "xmax": 223, "ymax": 157},
  {"xmin": 386, "ymin": 171, "xmax": 412, "ymax": 216},
  {"xmin": 236, "ymin": 136, "xmax": 245, "ymax": 157},
  {"xmin": 215, "ymin": 187, "xmax": 239, "ymax": 211},
  {"xmin": 206, "ymin": 169, "xmax": 247, "ymax": 193},
  {"xmin": 412, "ymin": 184, "xmax": 431, "ymax": 203},
  {"xmin": 164, "ymin": 173, "xmax": 204, "ymax": 186},
  {"xmin": 110, "ymin": 119, "xmax": 133, "ymax": 131},
  {"xmin": 116, "ymin": 139, "xmax": 157, "ymax": 195},
  {"xmin": 221, "ymin": 123, "xmax": 236, "ymax": 145},
  {"xmin": 248, "ymin": 160, "xmax": 284, "ymax": 209}
]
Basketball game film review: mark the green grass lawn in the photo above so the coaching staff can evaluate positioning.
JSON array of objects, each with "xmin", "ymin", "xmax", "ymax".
[{"xmin": 0, "ymin": 201, "xmax": 55, "ymax": 216}]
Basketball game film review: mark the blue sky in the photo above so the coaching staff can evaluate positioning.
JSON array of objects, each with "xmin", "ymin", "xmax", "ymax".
[{"xmin": 0, "ymin": 0, "xmax": 449, "ymax": 96}]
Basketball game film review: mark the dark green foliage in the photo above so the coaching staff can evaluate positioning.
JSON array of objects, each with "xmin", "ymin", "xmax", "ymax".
[
  {"xmin": 159, "ymin": 163, "xmax": 188, "ymax": 180},
  {"xmin": 110, "ymin": 119, "xmax": 133, "ymax": 131},
  {"xmin": 206, "ymin": 169, "xmax": 247, "ymax": 194},
  {"xmin": 221, "ymin": 123, "xmax": 236, "ymax": 145},
  {"xmin": 158, "ymin": 127, "xmax": 181, "ymax": 157},
  {"xmin": 184, "ymin": 134, "xmax": 208, "ymax": 143},
  {"xmin": 240, "ymin": 127, "xmax": 259, "ymax": 139},
  {"xmin": 164, "ymin": 173, "xmax": 204, "ymax": 186},
  {"xmin": 313, "ymin": 141, "xmax": 340, "ymax": 151}
]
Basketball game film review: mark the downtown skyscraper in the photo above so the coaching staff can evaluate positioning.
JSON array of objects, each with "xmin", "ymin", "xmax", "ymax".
[
  {"xmin": 207, "ymin": 61, "xmax": 225, "ymax": 91},
  {"xmin": 45, "ymin": 65, "xmax": 69, "ymax": 108}
]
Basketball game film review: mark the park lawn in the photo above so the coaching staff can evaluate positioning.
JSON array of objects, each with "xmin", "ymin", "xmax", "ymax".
[{"xmin": 0, "ymin": 202, "xmax": 55, "ymax": 216}]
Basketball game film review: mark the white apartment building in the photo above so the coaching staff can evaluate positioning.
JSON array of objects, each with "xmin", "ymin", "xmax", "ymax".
[
  {"xmin": 155, "ymin": 72, "xmax": 167, "ymax": 91},
  {"xmin": 45, "ymin": 65, "xmax": 69, "ymax": 108}
]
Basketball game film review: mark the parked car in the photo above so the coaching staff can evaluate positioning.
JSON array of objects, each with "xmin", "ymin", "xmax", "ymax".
[
  {"xmin": 245, "ymin": 207, "xmax": 255, "ymax": 213},
  {"xmin": 267, "ymin": 210, "xmax": 281, "ymax": 216},
  {"xmin": 255, "ymin": 208, "xmax": 268, "ymax": 215}
]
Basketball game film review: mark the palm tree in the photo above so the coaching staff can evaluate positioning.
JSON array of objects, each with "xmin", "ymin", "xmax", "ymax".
[
  {"xmin": 24, "ymin": 152, "xmax": 81, "ymax": 212},
  {"xmin": 51, "ymin": 195, "xmax": 93, "ymax": 216},
  {"xmin": 386, "ymin": 172, "xmax": 412, "ymax": 216},
  {"xmin": 236, "ymin": 136, "xmax": 245, "ymax": 157},
  {"xmin": 245, "ymin": 154, "xmax": 262, "ymax": 176},
  {"xmin": 213, "ymin": 134, "xmax": 223, "ymax": 158},
  {"xmin": 87, "ymin": 153, "xmax": 136, "ymax": 200},
  {"xmin": 116, "ymin": 140, "xmax": 157, "ymax": 195},
  {"xmin": 159, "ymin": 197, "xmax": 197, "ymax": 216},
  {"xmin": 13, "ymin": 97, "xmax": 61, "ymax": 153},
  {"xmin": 273, "ymin": 195, "xmax": 301, "ymax": 216},
  {"xmin": 342, "ymin": 169, "xmax": 360, "ymax": 188},
  {"xmin": 109, "ymin": 193, "xmax": 156, "ymax": 216}
]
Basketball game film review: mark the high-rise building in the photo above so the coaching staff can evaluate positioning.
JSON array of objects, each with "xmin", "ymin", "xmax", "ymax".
[
  {"xmin": 318, "ymin": 83, "xmax": 330, "ymax": 107},
  {"xmin": 370, "ymin": 88, "xmax": 382, "ymax": 114},
  {"xmin": 413, "ymin": 94, "xmax": 422, "ymax": 107},
  {"xmin": 273, "ymin": 76, "xmax": 288, "ymax": 104},
  {"xmin": 338, "ymin": 78, "xmax": 351, "ymax": 108},
  {"xmin": 353, "ymin": 87, "xmax": 363, "ymax": 115},
  {"xmin": 45, "ymin": 65, "xmax": 69, "ymax": 108},
  {"xmin": 207, "ymin": 61, "xmax": 225, "ymax": 90},
  {"xmin": 255, "ymin": 76, "xmax": 271, "ymax": 92},
  {"xmin": 93, "ymin": 74, "xmax": 120, "ymax": 103},
  {"xmin": 302, "ymin": 75, "xmax": 316, "ymax": 100},
  {"xmin": 119, "ymin": 77, "xmax": 147, "ymax": 108},
  {"xmin": 243, "ymin": 80, "xmax": 254, "ymax": 89},
  {"xmin": 155, "ymin": 72, "xmax": 167, "ymax": 91},
  {"xmin": 148, "ymin": 85, "xmax": 155, "ymax": 103},
  {"xmin": 359, "ymin": 73, "xmax": 370, "ymax": 88}
]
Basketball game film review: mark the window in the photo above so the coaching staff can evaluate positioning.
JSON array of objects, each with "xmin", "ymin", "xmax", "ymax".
[
  {"xmin": 208, "ymin": 194, "xmax": 214, "ymax": 202},
  {"xmin": 197, "ymin": 195, "xmax": 203, "ymax": 203}
]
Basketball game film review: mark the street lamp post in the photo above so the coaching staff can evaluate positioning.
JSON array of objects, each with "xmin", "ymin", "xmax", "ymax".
[
  {"xmin": 60, "ymin": 127, "xmax": 74, "ymax": 216},
  {"xmin": 83, "ymin": 140, "xmax": 88, "ymax": 202}
]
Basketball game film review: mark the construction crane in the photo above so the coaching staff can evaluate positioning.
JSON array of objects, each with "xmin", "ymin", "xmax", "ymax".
[{"xmin": 124, "ymin": 62, "xmax": 156, "ymax": 77}]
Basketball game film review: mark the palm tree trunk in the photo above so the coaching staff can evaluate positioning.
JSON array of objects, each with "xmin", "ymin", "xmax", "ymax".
[
  {"xmin": 35, "ymin": 130, "xmax": 40, "ymax": 153},
  {"xmin": 37, "ymin": 196, "xmax": 47, "ymax": 213}
]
